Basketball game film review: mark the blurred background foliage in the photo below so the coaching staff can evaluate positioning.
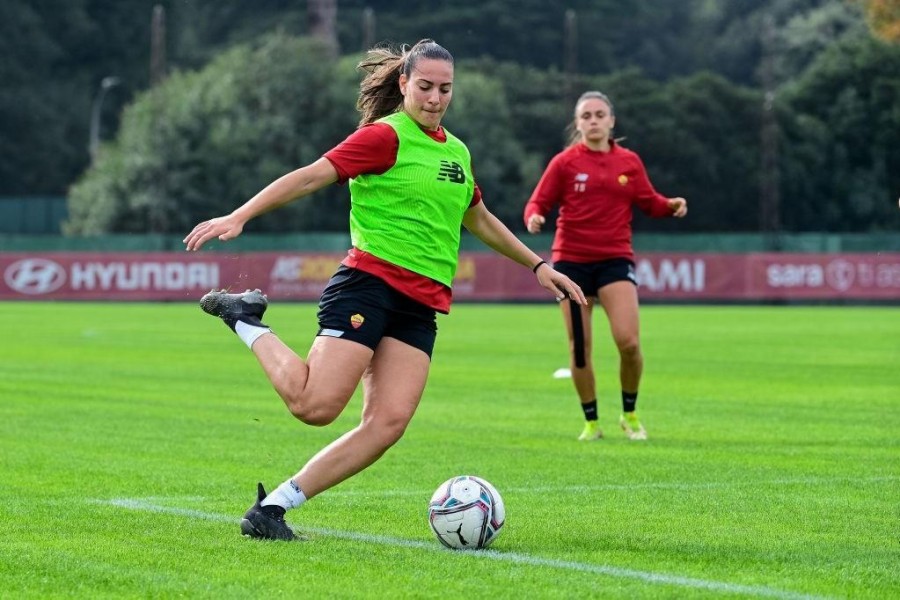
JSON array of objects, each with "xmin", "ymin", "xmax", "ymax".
[{"xmin": 2, "ymin": 0, "xmax": 898, "ymax": 234}]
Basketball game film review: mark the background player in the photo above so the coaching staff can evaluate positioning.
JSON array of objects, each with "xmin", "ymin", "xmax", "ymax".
[{"xmin": 524, "ymin": 90, "xmax": 687, "ymax": 442}]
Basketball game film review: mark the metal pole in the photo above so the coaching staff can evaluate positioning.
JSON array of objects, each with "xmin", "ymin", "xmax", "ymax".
[
  {"xmin": 564, "ymin": 10, "xmax": 578, "ymax": 111},
  {"xmin": 309, "ymin": 0, "xmax": 339, "ymax": 58},
  {"xmin": 89, "ymin": 76, "xmax": 121, "ymax": 161},
  {"xmin": 150, "ymin": 5, "xmax": 168, "ymax": 234},
  {"xmin": 151, "ymin": 5, "xmax": 167, "ymax": 86},
  {"xmin": 362, "ymin": 7, "xmax": 375, "ymax": 52},
  {"xmin": 760, "ymin": 14, "xmax": 781, "ymax": 242}
]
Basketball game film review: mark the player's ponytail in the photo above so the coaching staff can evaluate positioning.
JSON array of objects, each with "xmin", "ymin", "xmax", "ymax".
[{"xmin": 356, "ymin": 39, "xmax": 453, "ymax": 126}]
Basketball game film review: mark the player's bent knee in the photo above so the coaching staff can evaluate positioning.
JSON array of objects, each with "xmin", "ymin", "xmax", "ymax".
[
  {"xmin": 289, "ymin": 405, "xmax": 337, "ymax": 426},
  {"xmin": 364, "ymin": 414, "xmax": 412, "ymax": 447},
  {"xmin": 284, "ymin": 392, "xmax": 347, "ymax": 426}
]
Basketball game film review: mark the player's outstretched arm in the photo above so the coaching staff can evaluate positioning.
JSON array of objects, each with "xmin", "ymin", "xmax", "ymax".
[
  {"xmin": 183, "ymin": 158, "xmax": 338, "ymax": 251},
  {"xmin": 463, "ymin": 202, "xmax": 586, "ymax": 305}
]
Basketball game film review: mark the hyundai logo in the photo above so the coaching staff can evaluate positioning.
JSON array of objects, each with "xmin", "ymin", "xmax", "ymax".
[{"xmin": 4, "ymin": 258, "xmax": 67, "ymax": 295}]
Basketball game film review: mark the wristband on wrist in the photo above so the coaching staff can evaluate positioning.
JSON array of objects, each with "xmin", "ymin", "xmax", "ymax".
[{"xmin": 531, "ymin": 260, "xmax": 547, "ymax": 274}]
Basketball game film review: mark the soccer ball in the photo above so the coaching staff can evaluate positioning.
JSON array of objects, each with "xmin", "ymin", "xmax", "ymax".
[{"xmin": 428, "ymin": 475, "xmax": 505, "ymax": 550}]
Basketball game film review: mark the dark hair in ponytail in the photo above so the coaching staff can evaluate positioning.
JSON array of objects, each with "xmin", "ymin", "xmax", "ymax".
[{"xmin": 356, "ymin": 39, "xmax": 454, "ymax": 126}]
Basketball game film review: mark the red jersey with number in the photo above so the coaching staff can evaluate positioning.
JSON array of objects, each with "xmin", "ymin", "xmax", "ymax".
[
  {"xmin": 323, "ymin": 122, "xmax": 482, "ymax": 313},
  {"xmin": 523, "ymin": 140, "xmax": 673, "ymax": 263}
]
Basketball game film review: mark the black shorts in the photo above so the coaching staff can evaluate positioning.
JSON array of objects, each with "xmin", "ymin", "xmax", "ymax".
[
  {"xmin": 316, "ymin": 266, "xmax": 438, "ymax": 358},
  {"xmin": 553, "ymin": 258, "xmax": 637, "ymax": 297}
]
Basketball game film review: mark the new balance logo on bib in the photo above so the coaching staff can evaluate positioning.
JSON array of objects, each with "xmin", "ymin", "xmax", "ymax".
[{"xmin": 437, "ymin": 160, "xmax": 466, "ymax": 184}]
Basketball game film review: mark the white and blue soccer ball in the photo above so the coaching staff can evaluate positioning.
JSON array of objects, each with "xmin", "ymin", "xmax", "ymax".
[{"xmin": 428, "ymin": 475, "xmax": 505, "ymax": 550}]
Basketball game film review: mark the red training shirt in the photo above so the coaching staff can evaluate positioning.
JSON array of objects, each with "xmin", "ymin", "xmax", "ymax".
[
  {"xmin": 323, "ymin": 122, "xmax": 483, "ymax": 314},
  {"xmin": 523, "ymin": 140, "xmax": 673, "ymax": 264}
]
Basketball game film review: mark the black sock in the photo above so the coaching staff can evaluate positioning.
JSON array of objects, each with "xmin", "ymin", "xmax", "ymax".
[
  {"xmin": 622, "ymin": 391, "xmax": 638, "ymax": 413},
  {"xmin": 581, "ymin": 399, "xmax": 598, "ymax": 421}
]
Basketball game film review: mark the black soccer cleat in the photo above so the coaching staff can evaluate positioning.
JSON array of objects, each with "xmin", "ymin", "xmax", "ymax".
[
  {"xmin": 240, "ymin": 482, "xmax": 298, "ymax": 541},
  {"xmin": 200, "ymin": 288, "xmax": 269, "ymax": 331}
]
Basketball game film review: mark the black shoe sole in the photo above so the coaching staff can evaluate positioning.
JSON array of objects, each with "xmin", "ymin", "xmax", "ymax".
[{"xmin": 200, "ymin": 289, "xmax": 268, "ymax": 330}]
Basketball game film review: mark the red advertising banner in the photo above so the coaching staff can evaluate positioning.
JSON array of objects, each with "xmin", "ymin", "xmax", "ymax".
[{"xmin": 1, "ymin": 251, "xmax": 898, "ymax": 302}]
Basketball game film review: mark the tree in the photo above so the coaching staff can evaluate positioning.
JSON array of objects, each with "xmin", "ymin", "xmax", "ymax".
[
  {"xmin": 66, "ymin": 34, "xmax": 358, "ymax": 235},
  {"xmin": 591, "ymin": 70, "xmax": 763, "ymax": 232},
  {"xmin": 9, "ymin": 0, "xmax": 897, "ymax": 233},
  {"xmin": 855, "ymin": 0, "xmax": 900, "ymax": 42},
  {"xmin": 0, "ymin": 1, "xmax": 96, "ymax": 194},
  {"xmin": 779, "ymin": 32, "xmax": 900, "ymax": 231},
  {"xmin": 66, "ymin": 32, "xmax": 550, "ymax": 235},
  {"xmin": 774, "ymin": 0, "xmax": 869, "ymax": 83}
]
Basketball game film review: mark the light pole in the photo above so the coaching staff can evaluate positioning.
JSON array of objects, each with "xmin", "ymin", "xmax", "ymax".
[{"xmin": 89, "ymin": 76, "xmax": 122, "ymax": 161}]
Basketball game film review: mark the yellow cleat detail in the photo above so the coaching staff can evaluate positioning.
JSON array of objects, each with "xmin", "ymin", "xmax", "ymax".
[
  {"xmin": 577, "ymin": 420, "xmax": 603, "ymax": 441},
  {"xmin": 620, "ymin": 412, "xmax": 647, "ymax": 441}
]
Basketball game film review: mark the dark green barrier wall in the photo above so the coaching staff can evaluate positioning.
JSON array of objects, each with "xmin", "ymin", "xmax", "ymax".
[
  {"xmin": 1, "ymin": 232, "xmax": 897, "ymax": 253},
  {"xmin": 0, "ymin": 197, "xmax": 68, "ymax": 234},
  {"xmin": 1, "ymin": 196, "xmax": 896, "ymax": 252}
]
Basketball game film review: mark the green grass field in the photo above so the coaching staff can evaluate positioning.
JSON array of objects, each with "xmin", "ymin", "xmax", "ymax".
[{"xmin": 1, "ymin": 302, "xmax": 897, "ymax": 599}]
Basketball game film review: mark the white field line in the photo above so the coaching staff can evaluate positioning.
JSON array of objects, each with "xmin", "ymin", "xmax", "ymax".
[
  {"xmin": 324, "ymin": 475, "xmax": 899, "ymax": 497},
  {"xmin": 100, "ymin": 497, "xmax": 831, "ymax": 600}
]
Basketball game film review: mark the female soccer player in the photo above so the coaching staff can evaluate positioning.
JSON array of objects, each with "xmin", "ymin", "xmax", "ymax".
[
  {"xmin": 183, "ymin": 40, "xmax": 586, "ymax": 540},
  {"xmin": 523, "ymin": 90, "xmax": 687, "ymax": 442}
]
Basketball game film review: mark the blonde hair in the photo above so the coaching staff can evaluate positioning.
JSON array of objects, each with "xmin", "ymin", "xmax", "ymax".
[{"xmin": 356, "ymin": 39, "xmax": 454, "ymax": 126}]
